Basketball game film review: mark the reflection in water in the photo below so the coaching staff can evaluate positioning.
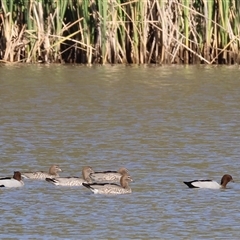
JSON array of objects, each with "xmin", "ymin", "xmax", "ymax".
[{"xmin": 0, "ymin": 65, "xmax": 240, "ymax": 239}]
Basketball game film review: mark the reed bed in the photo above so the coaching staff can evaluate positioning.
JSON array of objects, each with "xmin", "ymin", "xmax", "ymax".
[{"xmin": 0, "ymin": 0, "xmax": 240, "ymax": 64}]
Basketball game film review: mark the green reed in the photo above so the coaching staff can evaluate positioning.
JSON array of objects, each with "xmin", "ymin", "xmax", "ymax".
[{"xmin": 0, "ymin": 0, "xmax": 240, "ymax": 64}]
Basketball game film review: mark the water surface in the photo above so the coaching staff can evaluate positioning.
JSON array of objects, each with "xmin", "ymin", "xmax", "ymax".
[{"xmin": 0, "ymin": 64, "xmax": 240, "ymax": 239}]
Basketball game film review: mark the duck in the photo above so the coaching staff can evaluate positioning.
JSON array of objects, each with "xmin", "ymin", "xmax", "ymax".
[
  {"xmin": 82, "ymin": 174, "xmax": 133, "ymax": 194},
  {"xmin": 90, "ymin": 167, "xmax": 128, "ymax": 183},
  {"xmin": 0, "ymin": 171, "xmax": 24, "ymax": 188},
  {"xmin": 45, "ymin": 166, "xmax": 94, "ymax": 186},
  {"xmin": 21, "ymin": 165, "xmax": 62, "ymax": 180},
  {"xmin": 90, "ymin": 167, "xmax": 129, "ymax": 183},
  {"xmin": 183, "ymin": 174, "xmax": 234, "ymax": 189}
]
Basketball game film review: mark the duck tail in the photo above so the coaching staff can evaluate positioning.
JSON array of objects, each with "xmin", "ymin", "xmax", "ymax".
[
  {"xmin": 46, "ymin": 178, "xmax": 56, "ymax": 183},
  {"xmin": 82, "ymin": 183, "xmax": 92, "ymax": 189}
]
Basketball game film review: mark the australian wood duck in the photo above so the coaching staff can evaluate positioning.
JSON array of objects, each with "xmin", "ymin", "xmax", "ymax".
[
  {"xmin": 83, "ymin": 174, "xmax": 133, "ymax": 194},
  {"xmin": 22, "ymin": 165, "xmax": 62, "ymax": 180},
  {"xmin": 90, "ymin": 167, "xmax": 129, "ymax": 183},
  {"xmin": 0, "ymin": 171, "xmax": 24, "ymax": 188},
  {"xmin": 45, "ymin": 166, "xmax": 94, "ymax": 186},
  {"xmin": 183, "ymin": 174, "xmax": 234, "ymax": 189}
]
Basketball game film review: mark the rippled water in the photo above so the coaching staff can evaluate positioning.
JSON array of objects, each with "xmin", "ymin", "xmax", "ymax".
[{"xmin": 0, "ymin": 64, "xmax": 240, "ymax": 239}]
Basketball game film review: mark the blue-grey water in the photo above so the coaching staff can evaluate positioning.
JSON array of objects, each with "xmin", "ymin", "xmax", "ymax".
[{"xmin": 0, "ymin": 64, "xmax": 240, "ymax": 239}]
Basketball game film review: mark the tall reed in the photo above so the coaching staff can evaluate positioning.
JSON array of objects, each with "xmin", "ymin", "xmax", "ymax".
[{"xmin": 0, "ymin": 0, "xmax": 240, "ymax": 64}]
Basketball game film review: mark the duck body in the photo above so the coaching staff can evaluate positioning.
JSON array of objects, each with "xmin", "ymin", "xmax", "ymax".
[
  {"xmin": 45, "ymin": 166, "xmax": 93, "ymax": 187},
  {"xmin": 46, "ymin": 177, "xmax": 86, "ymax": 186},
  {"xmin": 184, "ymin": 174, "xmax": 234, "ymax": 189},
  {"xmin": 83, "ymin": 174, "xmax": 132, "ymax": 194},
  {"xmin": 183, "ymin": 180, "xmax": 221, "ymax": 189},
  {"xmin": 22, "ymin": 165, "xmax": 62, "ymax": 180},
  {"xmin": 90, "ymin": 167, "xmax": 128, "ymax": 183},
  {"xmin": 0, "ymin": 172, "xmax": 24, "ymax": 188},
  {"xmin": 82, "ymin": 182, "xmax": 132, "ymax": 194}
]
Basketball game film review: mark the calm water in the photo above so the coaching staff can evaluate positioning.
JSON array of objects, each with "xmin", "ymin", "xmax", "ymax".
[{"xmin": 0, "ymin": 64, "xmax": 240, "ymax": 239}]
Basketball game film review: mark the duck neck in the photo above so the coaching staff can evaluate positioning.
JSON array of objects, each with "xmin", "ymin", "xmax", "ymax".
[
  {"xmin": 82, "ymin": 170, "xmax": 91, "ymax": 182},
  {"xmin": 120, "ymin": 179, "xmax": 129, "ymax": 189},
  {"xmin": 49, "ymin": 167, "xmax": 56, "ymax": 175}
]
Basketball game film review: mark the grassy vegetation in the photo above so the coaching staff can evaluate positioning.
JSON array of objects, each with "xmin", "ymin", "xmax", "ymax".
[{"xmin": 0, "ymin": 0, "xmax": 240, "ymax": 64}]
